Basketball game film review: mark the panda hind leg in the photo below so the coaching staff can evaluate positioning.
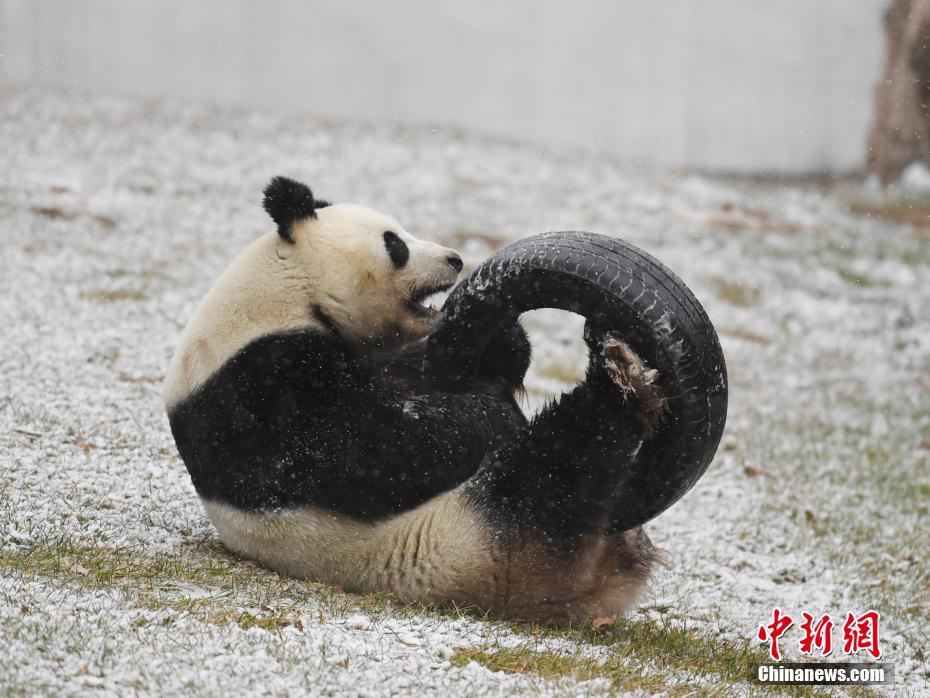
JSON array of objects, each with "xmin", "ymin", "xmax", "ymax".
[
  {"xmin": 599, "ymin": 336, "xmax": 665, "ymax": 430},
  {"xmin": 461, "ymin": 334, "xmax": 666, "ymax": 621}
]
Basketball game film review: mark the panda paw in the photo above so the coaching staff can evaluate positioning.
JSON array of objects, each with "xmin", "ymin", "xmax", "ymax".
[
  {"xmin": 602, "ymin": 337, "xmax": 658, "ymax": 393},
  {"xmin": 589, "ymin": 334, "xmax": 666, "ymax": 432}
]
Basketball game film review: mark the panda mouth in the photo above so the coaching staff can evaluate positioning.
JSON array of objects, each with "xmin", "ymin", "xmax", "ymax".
[{"xmin": 407, "ymin": 282, "xmax": 454, "ymax": 317}]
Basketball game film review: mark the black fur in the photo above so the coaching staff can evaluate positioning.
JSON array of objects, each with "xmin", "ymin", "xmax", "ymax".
[
  {"xmin": 167, "ymin": 313, "xmax": 661, "ymax": 545},
  {"xmin": 473, "ymin": 323, "xmax": 532, "ymax": 395},
  {"xmin": 466, "ymin": 336, "xmax": 664, "ymax": 550},
  {"xmin": 167, "ymin": 310, "xmax": 659, "ymax": 550},
  {"xmin": 369, "ymin": 322, "xmax": 531, "ymax": 408},
  {"xmin": 262, "ymin": 176, "xmax": 322, "ymax": 243},
  {"xmin": 383, "ymin": 231, "xmax": 409, "ymax": 268},
  {"xmin": 168, "ymin": 330, "xmax": 526, "ymax": 519}
]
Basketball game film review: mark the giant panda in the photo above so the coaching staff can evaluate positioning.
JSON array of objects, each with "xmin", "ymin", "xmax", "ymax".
[{"xmin": 165, "ymin": 176, "xmax": 673, "ymax": 623}]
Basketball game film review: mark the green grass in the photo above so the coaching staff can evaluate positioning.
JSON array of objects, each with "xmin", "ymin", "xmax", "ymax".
[
  {"xmin": 707, "ymin": 277, "xmax": 762, "ymax": 307},
  {"xmin": 81, "ymin": 288, "xmax": 148, "ymax": 302},
  {"xmin": 451, "ymin": 616, "xmax": 840, "ymax": 696},
  {"xmin": 1, "ymin": 537, "xmax": 867, "ymax": 694},
  {"xmin": 833, "ymin": 267, "xmax": 882, "ymax": 288},
  {"xmin": 2, "ymin": 538, "xmax": 321, "ymax": 631},
  {"xmin": 0, "ymin": 535, "xmax": 449, "ymax": 632},
  {"xmin": 736, "ymin": 399, "xmax": 930, "ymax": 687},
  {"xmin": 453, "ymin": 645, "xmax": 676, "ymax": 694}
]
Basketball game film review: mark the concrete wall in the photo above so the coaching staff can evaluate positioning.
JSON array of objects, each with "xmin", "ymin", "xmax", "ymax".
[{"xmin": 0, "ymin": 0, "xmax": 887, "ymax": 173}]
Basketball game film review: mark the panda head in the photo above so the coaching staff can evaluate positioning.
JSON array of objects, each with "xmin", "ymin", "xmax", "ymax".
[{"xmin": 263, "ymin": 176, "xmax": 463, "ymax": 348}]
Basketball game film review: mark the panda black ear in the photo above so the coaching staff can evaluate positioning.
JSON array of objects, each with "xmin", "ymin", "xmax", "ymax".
[{"xmin": 262, "ymin": 176, "xmax": 322, "ymax": 243}]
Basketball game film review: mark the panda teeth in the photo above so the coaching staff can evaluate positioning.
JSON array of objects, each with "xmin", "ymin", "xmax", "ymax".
[
  {"xmin": 420, "ymin": 292, "xmax": 445, "ymax": 310},
  {"xmin": 408, "ymin": 285, "xmax": 452, "ymax": 316}
]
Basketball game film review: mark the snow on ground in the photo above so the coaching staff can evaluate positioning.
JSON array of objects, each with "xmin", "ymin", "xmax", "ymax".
[{"xmin": 1, "ymin": 88, "xmax": 928, "ymax": 695}]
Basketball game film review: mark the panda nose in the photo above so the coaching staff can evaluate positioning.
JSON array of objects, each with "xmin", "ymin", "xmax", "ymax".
[{"xmin": 446, "ymin": 254, "xmax": 464, "ymax": 273}]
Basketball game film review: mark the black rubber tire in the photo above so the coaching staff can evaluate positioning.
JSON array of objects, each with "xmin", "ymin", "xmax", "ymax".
[{"xmin": 424, "ymin": 231, "xmax": 728, "ymax": 531}]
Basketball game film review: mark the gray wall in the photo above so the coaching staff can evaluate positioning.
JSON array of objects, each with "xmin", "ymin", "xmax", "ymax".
[{"xmin": 0, "ymin": 0, "xmax": 887, "ymax": 173}]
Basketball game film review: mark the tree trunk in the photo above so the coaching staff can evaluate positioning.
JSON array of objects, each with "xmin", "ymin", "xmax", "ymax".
[{"xmin": 868, "ymin": 0, "xmax": 930, "ymax": 183}]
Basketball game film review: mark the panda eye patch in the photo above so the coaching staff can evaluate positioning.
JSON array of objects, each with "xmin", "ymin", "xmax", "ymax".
[{"xmin": 383, "ymin": 231, "xmax": 409, "ymax": 268}]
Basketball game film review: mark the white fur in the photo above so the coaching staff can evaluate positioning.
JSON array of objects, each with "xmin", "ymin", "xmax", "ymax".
[
  {"xmin": 204, "ymin": 488, "xmax": 496, "ymax": 606},
  {"xmin": 205, "ymin": 488, "xmax": 656, "ymax": 621},
  {"xmin": 164, "ymin": 203, "xmax": 458, "ymax": 408}
]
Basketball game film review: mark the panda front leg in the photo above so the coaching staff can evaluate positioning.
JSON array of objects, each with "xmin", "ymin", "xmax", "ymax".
[{"xmin": 453, "ymin": 334, "xmax": 667, "ymax": 621}]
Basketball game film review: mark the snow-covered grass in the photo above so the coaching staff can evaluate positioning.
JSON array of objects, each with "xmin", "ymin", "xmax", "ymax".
[{"xmin": 1, "ymin": 88, "xmax": 927, "ymax": 696}]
